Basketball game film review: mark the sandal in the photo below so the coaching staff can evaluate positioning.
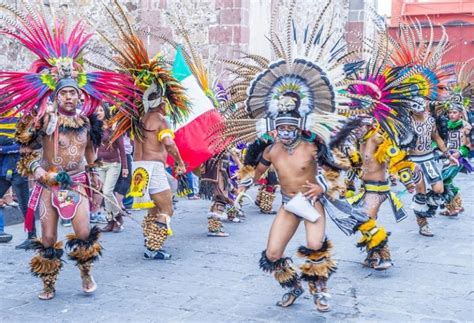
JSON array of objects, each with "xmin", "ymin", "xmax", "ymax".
[
  {"xmin": 314, "ymin": 290, "xmax": 331, "ymax": 312},
  {"xmin": 38, "ymin": 291, "xmax": 55, "ymax": 300},
  {"xmin": 373, "ymin": 259, "xmax": 392, "ymax": 271},
  {"xmin": 440, "ymin": 210, "xmax": 458, "ymax": 217},
  {"xmin": 207, "ymin": 231, "xmax": 230, "ymax": 237},
  {"xmin": 82, "ymin": 275, "xmax": 97, "ymax": 294},
  {"xmin": 112, "ymin": 220, "xmax": 124, "ymax": 233},
  {"xmin": 276, "ymin": 286, "xmax": 304, "ymax": 307}
]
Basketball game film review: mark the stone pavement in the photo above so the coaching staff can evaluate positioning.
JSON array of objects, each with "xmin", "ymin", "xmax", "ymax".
[{"xmin": 0, "ymin": 173, "xmax": 473, "ymax": 322}]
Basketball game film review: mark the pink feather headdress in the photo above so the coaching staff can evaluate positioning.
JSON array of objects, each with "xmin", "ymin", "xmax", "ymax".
[{"xmin": 0, "ymin": 3, "xmax": 137, "ymax": 119}]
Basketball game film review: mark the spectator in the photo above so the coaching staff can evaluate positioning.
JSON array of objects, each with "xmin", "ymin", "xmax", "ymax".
[
  {"xmin": 186, "ymin": 172, "xmax": 200, "ymax": 200},
  {"xmin": 114, "ymin": 133, "xmax": 133, "ymax": 213},
  {"xmin": 95, "ymin": 105, "xmax": 129, "ymax": 233},
  {"xmin": 0, "ymin": 208, "xmax": 13, "ymax": 243},
  {"xmin": 0, "ymin": 111, "xmax": 35, "ymax": 248},
  {"xmin": 467, "ymin": 101, "xmax": 474, "ymax": 161}
]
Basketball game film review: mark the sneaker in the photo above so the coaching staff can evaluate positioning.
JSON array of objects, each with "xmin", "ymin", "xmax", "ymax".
[
  {"xmin": 0, "ymin": 232, "xmax": 13, "ymax": 243},
  {"xmin": 143, "ymin": 249, "xmax": 171, "ymax": 260},
  {"xmin": 373, "ymin": 259, "xmax": 392, "ymax": 271},
  {"xmin": 61, "ymin": 219, "xmax": 72, "ymax": 227},
  {"xmin": 90, "ymin": 212, "xmax": 108, "ymax": 224},
  {"xmin": 15, "ymin": 238, "xmax": 35, "ymax": 249},
  {"xmin": 419, "ymin": 224, "xmax": 434, "ymax": 237},
  {"xmin": 7, "ymin": 201, "xmax": 19, "ymax": 208}
]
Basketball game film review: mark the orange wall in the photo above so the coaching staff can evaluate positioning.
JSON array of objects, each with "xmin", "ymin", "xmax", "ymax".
[{"xmin": 390, "ymin": 0, "xmax": 474, "ymax": 63}]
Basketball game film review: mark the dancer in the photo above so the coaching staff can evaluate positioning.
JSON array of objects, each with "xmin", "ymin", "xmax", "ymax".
[
  {"xmin": 132, "ymin": 99, "xmax": 187, "ymax": 259},
  {"xmin": 211, "ymin": 1, "xmax": 364, "ymax": 311},
  {"xmin": 0, "ymin": 5, "xmax": 136, "ymax": 299},
  {"xmin": 200, "ymin": 156, "xmax": 233, "ymax": 237},
  {"xmin": 95, "ymin": 4, "xmax": 190, "ymax": 260},
  {"xmin": 389, "ymin": 18, "xmax": 455, "ymax": 236},
  {"xmin": 440, "ymin": 82, "xmax": 472, "ymax": 216},
  {"xmin": 331, "ymin": 117, "xmax": 415, "ymax": 270},
  {"xmin": 330, "ymin": 21, "xmax": 419, "ymax": 270}
]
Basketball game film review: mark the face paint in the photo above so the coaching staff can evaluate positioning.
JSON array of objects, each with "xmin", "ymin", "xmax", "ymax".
[
  {"xmin": 277, "ymin": 128, "xmax": 299, "ymax": 144},
  {"xmin": 409, "ymin": 97, "xmax": 425, "ymax": 114}
]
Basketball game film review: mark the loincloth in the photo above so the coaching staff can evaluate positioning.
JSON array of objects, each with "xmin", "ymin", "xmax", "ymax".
[
  {"xmin": 409, "ymin": 152, "xmax": 442, "ymax": 185},
  {"xmin": 25, "ymin": 172, "xmax": 90, "ymax": 231},
  {"xmin": 347, "ymin": 180, "xmax": 407, "ymax": 222},
  {"xmin": 127, "ymin": 161, "xmax": 170, "ymax": 209}
]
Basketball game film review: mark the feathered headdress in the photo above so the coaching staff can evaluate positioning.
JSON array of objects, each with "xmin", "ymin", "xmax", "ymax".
[
  {"xmin": 389, "ymin": 17, "xmax": 456, "ymax": 104},
  {"xmin": 209, "ymin": 0, "xmax": 363, "ymax": 150},
  {"xmin": 443, "ymin": 58, "xmax": 473, "ymax": 112},
  {"xmin": 0, "ymin": 2, "xmax": 136, "ymax": 119},
  {"xmin": 338, "ymin": 18, "xmax": 419, "ymax": 146},
  {"xmin": 90, "ymin": 0, "xmax": 190, "ymax": 141},
  {"xmin": 153, "ymin": 13, "xmax": 228, "ymax": 110}
]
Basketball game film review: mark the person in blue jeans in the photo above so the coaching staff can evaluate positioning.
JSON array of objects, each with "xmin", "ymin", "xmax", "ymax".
[
  {"xmin": 0, "ymin": 113, "xmax": 35, "ymax": 248},
  {"xmin": 0, "ymin": 208, "xmax": 13, "ymax": 243}
]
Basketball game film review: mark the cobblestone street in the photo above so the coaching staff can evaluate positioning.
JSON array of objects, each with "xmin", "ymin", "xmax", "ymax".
[{"xmin": 0, "ymin": 174, "xmax": 473, "ymax": 322}]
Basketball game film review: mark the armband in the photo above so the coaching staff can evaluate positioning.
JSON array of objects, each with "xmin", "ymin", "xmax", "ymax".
[
  {"xmin": 259, "ymin": 157, "xmax": 271, "ymax": 166},
  {"xmin": 158, "ymin": 129, "xmax": 175, "ymax": 142},
  {"xmin": 16, "ymin": 151, "xmax": 41, "ymax": 177},
  {"xmin": 459, "ymin": 145, "xmax": 470, "ymax": 158},
  {"xmin": 45, "ymin": 113, "xmax": 58, "ymax": 135}
]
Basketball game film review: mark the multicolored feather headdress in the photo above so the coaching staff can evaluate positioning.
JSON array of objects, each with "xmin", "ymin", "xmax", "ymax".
[
  {"xmin": 339, "ymin": 18, "xmax": 419, "ymax": 146},
  {"xmin": 389, "ymin": 17, "xmax": 455, "ymax": 103},
  {"xmin": 443, "ymin": 58, "xmax": 473, "ymax": 112},
  {"xmin": 152, "ymin": 13, "xmax": 228, "ymax": 110},
  {"xmin": 0, "ymin": 2, "xmax": 136, "ymax": 119},
  {"xmin": 90, "ymin": 0, "xmax": 190, "ymax": 141},
  {"xmin": 210, "ymin": 0, "xmax": 362, "ymax": 150}
]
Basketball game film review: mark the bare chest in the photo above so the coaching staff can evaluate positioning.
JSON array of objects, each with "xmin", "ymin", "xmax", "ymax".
[
  {"xmin": 42, "ymin": 130, "xmax": 88, "ymax": 171},
  {"xmin": 271, "ymin": 143, "xmax": 317, "ymax": 178}
]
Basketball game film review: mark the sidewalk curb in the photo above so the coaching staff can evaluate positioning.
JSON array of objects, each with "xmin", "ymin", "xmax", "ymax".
[{"xmin": 2, "ymin": 206, "xmax": 25, "ymax": 226}]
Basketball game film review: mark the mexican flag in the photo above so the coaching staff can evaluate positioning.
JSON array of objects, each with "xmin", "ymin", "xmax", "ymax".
[{"xmin": 168, "ymin": 47, "xmax": 223, "ymax": 171}]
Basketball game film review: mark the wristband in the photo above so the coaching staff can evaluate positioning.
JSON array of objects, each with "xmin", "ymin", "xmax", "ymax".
[
  {"xmin": 85, "ymin": 165, "xmax": 98, "ymax": 173},
  {"xmin": 240, "ymin": 177, "xmax": 254, "ymax": 188},
  {"xmin": 315, "ymin": 174, "xmax": 328, "ymax": 193},
  {"xmin": 29, "ymin": 161, "xmax": 41, "ymax": 173}
]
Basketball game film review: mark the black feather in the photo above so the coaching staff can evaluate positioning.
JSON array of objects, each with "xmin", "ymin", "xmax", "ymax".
[
  {"xmin": 244, "ymin": 138, "xmax": 273, "ymax": 167},
  {"xmin": 66, "ymin": 226, "xmax": 101, "ymax": 251},
  {"xmin": 259, "ymin": 250, "xmax": 276, "ymax": 273},
  {"xmin": 25, "ymin": 239, "xmax": 64, "ymax": 259},
  {"xmin": 297, "ymin": 239, "xmax": 329, "ymax": 256},
  {"xmin": 329, "ymin": 118, "xmax": 363, "ymax": 149}
]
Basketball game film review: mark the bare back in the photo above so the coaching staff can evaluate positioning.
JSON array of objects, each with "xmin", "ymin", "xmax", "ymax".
[
  {"xmin": 134, "ymin": 111, "xmax": 168, "ymax": 163},
  {"xmin": 266, "ymin": 140, "xmax": 318, "ymax": 197}
]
